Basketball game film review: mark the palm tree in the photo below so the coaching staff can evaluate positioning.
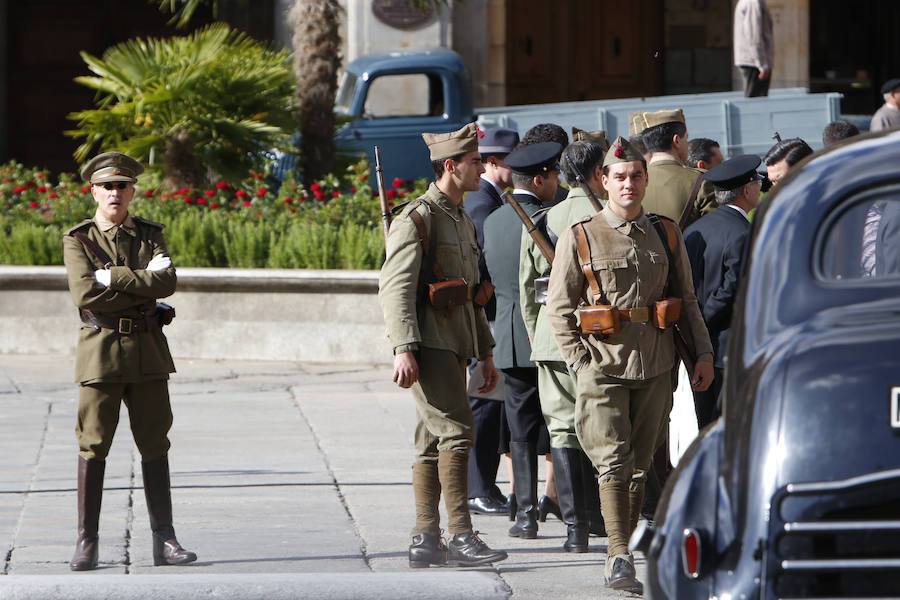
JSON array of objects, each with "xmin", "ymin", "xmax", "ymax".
[
  {"xmin": 67, "ymin": 23, "xmax": 296, "ymax": 189},
  {"xmin": 288, "ymin": 0, "xmax": 342, "ymax": 183}
]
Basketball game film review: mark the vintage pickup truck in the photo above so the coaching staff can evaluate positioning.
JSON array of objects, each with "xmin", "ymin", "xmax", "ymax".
[{"xmin": 333, "ymin": 47, "xmax": 842, "ymax": 182}]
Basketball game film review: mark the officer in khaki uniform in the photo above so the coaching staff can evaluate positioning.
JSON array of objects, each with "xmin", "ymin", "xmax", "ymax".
[
  {"xmin": 546, "ymin": 137, "xmax": 714, "ymax": 593},
  {"xmin": 378, "ymin": 122, "xmax": 508, "ymax": 568},
  {"xmin": 62, "ymin": 152, "xmax": 195, "ymax": 571},
  {"xmin": 519, "ymin": 136, "xmax": 609, "ymax": 553},
  {"xmin": 632, "ymin": 110, "xmax": 717, "ymax": 229}
]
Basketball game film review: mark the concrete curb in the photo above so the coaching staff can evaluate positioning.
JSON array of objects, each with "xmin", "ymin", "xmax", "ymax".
[{"xmin": 0, "ymin": 572, "xmax": 510, "ymax": 600}]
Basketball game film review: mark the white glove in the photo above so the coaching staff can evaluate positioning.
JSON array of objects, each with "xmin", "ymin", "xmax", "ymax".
[
  {"xmin": 147, "ymin": 254, "xmax": 172, "ymax": 271},
  {"xmin": 94, "ymin": 269, "xmax": 111, "ymax": 287}
]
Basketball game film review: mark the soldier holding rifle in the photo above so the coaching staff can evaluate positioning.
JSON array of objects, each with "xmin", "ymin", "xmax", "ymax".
[
  {"xmin": 378, "ymin": 122, "xmax": 508, "ymax": 568},
  {"xmin": 546, "ymin": 137, "xmax": 713, "ymax": 594},
  {"xmin": 518, "ymin": 138, "xmax": 610, "ymax": 554}
]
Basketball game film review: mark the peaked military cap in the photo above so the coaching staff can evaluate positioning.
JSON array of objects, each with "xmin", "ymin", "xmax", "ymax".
[
  {"xmin": 881, "ymin": 78, "xmax": 900, "ymax": 95},
  {"xmin": 504, "ymin": 142, "xmax": 562, "ymax": 176},
  {"xmin": 704, "ymin": 154, "xmax": 764, "ymax": 191},
  {"xmin": 423, "ymin": 122, "xmax": 481, "ymax": 161},
  {"xmin": 633, "ymin": 109, "xmax": 686, "ymax": 133},
  {"xmin": 571, "ymin": 128, "xmax": 610, "ymax": 152},
  {"xmin": 479, "ymin": 127, "xmax": 519, "ymax": 154},
  {"xmin": 81, "ymin": 152, "xmax": 144, "ymax": 183},
  {"xmin": 602, "ymin": 136, "xmax": 645, "ymax": 168}
]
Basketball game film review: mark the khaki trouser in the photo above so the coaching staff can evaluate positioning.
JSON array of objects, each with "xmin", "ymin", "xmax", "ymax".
[
  {"xmin": 77, "ymin": 379, "xmax": 173, "ymax": 461},
  {"xmin": 412, "ymin": 347, "xmax": 475, "ymax": 463},
  {"xmin": 574, "ymin": 369, "xmax": 671, "ymax": 485},
  {"xmin": 537, "ymin": 361, "xmax": 581, "ymax": 449}
]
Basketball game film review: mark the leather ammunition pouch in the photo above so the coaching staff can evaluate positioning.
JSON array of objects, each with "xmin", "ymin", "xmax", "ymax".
[
  {"xmin": 651, "ymin": 298, "xmax": 680, "ymax": 330},
  {"xmin": 472, "ymin": 279, "xmax": 495, "ymax": 308},
  {"xmin": 580, "ymin": 305, "xmax": 620, "ymax": 335},
  {"xmin": 428, "ymin": 279, "xmax": 469, "ymax": 310},
  {"xmin": 534, "ymin": 276, "xmax": 550, "ymax": 305},
  {"xmin": 156, "ymin": 301, "xmax": 176, "ymax": 326}
]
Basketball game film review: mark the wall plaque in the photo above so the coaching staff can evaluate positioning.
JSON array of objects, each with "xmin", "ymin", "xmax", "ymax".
[{"xmin": 372, "ymin": 0, "xmax": 435, "ymax": 30}]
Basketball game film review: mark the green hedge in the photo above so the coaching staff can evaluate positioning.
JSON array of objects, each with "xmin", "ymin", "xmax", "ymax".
[{"xmin": 0, "ymin": 159, "xmax": 425, "ymax": 269}]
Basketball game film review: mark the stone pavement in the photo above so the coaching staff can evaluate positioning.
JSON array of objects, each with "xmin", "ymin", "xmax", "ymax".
[{"xmin": 0, "ymin": 354, "xmax": 646, "ymax": 599}]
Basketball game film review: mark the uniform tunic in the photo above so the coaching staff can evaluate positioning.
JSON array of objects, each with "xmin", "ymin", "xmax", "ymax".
[
  {"xmin": 63, "ymin": 213, "xmax": 177, "ymax": 460},
  {"xmin": 642, "ymin": 159, "xmax": 717, "ymax": 229},
  {"xmin": 546, "ymin": 209, "xmax": 713, "ymax": 482},
  {"xmin": 379, "ymin": 183, "xmax": 494, "ymax": 461}
]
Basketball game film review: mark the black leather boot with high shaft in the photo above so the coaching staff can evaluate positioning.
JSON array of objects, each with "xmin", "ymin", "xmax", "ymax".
[
  {"xmin": 70, "ymin": 457, "xmax": 105, "ymax": 571},
  {"xmin": 507, "ymin": 441, "xmax": 538, "ymax": 539},
  {"xmin": 142, "ymin": 457, "xmax": 197, "ymax": 566}
]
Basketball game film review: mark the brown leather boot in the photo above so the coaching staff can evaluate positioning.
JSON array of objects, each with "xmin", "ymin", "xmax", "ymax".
[
  {"xmin": 70, "ymin": 457, "xmax": 105, "ymax": 571},
  {"xmin": 142, "ymin": 457, "xmax": 197, "ymax": 566}
]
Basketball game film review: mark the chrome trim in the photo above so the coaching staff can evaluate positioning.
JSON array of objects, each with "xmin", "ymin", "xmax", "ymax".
[
  {"xmin": 784, "ymin": 519, "xmax": 900, "ymax": 533},
  {"xmin": 892, "ymin": 386, "xmax": 900, "ymax": 429},
  {"xmin": 781, "ymin": 558, "xmax": 900, "ymax": 571},
  {"xmin": 784, "ymin": 467, "xmax": 900, "ymax": 495}
]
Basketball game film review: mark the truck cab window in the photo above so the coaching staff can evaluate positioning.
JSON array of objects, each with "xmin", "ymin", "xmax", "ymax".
[
  {"xmin": 363, "ymin": 73, "xmax": 444, "ymax": 118},
  {"xmin": 820, "ymin": 191, "xmax": 900, "ymax": 281}
]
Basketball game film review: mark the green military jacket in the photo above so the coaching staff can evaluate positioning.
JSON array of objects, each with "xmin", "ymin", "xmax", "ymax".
[
  {"xmin": 642, "ymin": 159, "xmax": 717, "ymax": 228},
  {"xmin": 519, "ymin": 187, "xmax": 603, "ymax": 362},
  {"xmin": 62, "ymin": 214, "xmax": 177, "ymax": 384},
  {"xmin": 378, "ymin": 183, "xmax": 494, "ymax": 360},
  {"xmin": 546, "ymin": 208, "xmax": 713, "ymax": 380}
]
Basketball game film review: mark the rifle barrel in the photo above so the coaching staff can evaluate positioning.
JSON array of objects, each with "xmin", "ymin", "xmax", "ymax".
[{"xmin": 374, "ymin": 146, "xmax": 391, "ymax": 244}]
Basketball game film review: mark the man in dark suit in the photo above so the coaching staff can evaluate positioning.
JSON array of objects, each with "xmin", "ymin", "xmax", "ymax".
[
  {"xmin": 683, "ymin": 155, "xmax": 763, "ymax": 427},
  {"xmin": 463, "ymin": 127, "xmax": 519, "ymax": 515},
  {"xmin": 483, "ymin": 142, "xmax": 562, "ymax": 538}
]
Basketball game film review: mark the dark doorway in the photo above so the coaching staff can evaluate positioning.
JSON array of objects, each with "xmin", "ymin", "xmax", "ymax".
[
  {"xmin": 1, "ymin": 0, "xmax": 274, "ymax": 175},
  {"xmin": 809, "ymin": 0, "xmax": 900, "ymax": 116},
  {"xmin": 505, "ymin": 0, "xmax": 663, "ymax": 105}
]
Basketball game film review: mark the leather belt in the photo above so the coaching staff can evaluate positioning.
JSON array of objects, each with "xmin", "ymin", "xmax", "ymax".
[
  {"xmin": 619, "ymin": 306, "xmax": 650, "ymax": 323},
  {"xmin": 80, "ymin": 310, "xmax": 157, "ymax": 334}
]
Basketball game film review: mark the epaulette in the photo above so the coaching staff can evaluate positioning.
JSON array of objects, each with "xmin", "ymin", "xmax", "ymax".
[
  {"xmin": 133, "ymin": 215, "xmax": 165, "ymax": 229},
  {"xmin": 64, "ymin": 219, "xmax": 93, "ymax": 236},
  {"xmin": 571, "ymin": 214, "xmax": 594, "ymax": 228},
  {"xmin": 687, "ymin": 166, "xmax": 706, "ymax": 176},
  {"xmin": 647, "ymin": 213, "xmax": 676, "ymax": 225},
  {"xmin": 530, "ymin": 206, "xmax": 552, "ymax": 225}
]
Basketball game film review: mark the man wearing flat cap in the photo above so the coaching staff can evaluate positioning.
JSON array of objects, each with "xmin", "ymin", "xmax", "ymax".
[
  {"xmin": 546, "ymin": 137, "xmax": 714, "ymax": 593},
  {"xmin": 635, "ymin": 109, "xmax": 717, "ymax": 230},
  {"xmin": 683, "ymin": 155, "xmax": 762, "ymax": 428},
  {"xmin": 483, "ymin": 141, "xmax": 561, "ymax": 540},
  {"xmin": 461, "ymin": 126, "xmax": 519, "ymax": 517},
  {"xmin": 379, "ymin": 123, "xmax": 508, "ymax": 568},
  {"xmin": 871, "ymin": 78, "xmax": 900, "ymax": 132},
  {"xmin": 62, "ymin": 152, "xmax": 196, "ymax": 571},
  {"xmin": 519, "ymin": 137, "xmax": 611, "ymax": 553}
]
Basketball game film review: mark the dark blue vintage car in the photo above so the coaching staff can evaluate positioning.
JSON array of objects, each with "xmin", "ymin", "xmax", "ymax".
[{"xmin": 632, "ymin": 129, "xmax": 900, "ymax": 599}]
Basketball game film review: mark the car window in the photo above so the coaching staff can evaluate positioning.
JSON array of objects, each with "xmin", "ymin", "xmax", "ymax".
[
  {"xmin": 363, "ymin": 73, "xmax": 444, "ymax": 118},
  {"xmin": 820, "ymin": 192, "xmax": 900, "ymax": 281}
]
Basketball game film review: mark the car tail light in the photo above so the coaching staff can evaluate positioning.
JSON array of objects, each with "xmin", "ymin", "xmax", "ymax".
[{"xmin": 682, "ymin": 528, "xmax": 703, "ymax": 579}]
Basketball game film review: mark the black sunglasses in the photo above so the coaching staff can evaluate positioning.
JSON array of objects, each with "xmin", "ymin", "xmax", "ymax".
[{"xmin": 95, "ymin": 182, "xmax": 130, "ymax": 190}]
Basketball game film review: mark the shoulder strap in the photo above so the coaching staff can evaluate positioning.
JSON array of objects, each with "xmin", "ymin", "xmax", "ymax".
[
  {"xmin": 680, "ymin": 172, "xmax": 706, "ymax": 229},
  {"xmin": 409, "ymin": 201, "xmax": 445, "ymax": 281},
  {"xmin": 648, "ymin": 214, "xmax": 678, "ymax": 296},
  {"xmin": 572, "ymin": 223, "xmax": 603, "ymax": 304},
  {"xmin": 73, "ymin": 232, "xmax": 114, "ymax": 269}
]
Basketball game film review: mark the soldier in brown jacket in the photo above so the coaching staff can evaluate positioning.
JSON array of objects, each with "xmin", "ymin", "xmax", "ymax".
[
  {"xmin": 62, "ymin": 152, "xmax": 195, "ymax": 571},
  {"xmin": 546, "ymin": 137, "xmax": 714, "ymax": 593}
]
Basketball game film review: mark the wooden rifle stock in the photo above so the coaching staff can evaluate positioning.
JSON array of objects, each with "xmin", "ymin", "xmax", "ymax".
[
  {"xmin": 503, "ymin": 190, "xmax": 555, "ymax": 264},
  {"xmin": 564, "ymin": 155, "xmax": 604, "ymax": 213},
  {"xmin": 374, "ymin": 146, "xmax": 391, "ymax": 244}
]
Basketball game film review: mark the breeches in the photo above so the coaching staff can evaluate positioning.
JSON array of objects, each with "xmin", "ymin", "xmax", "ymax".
[
  {"xmin": 537, "ymin": 361, "xmax": 580, "ymax": 449},
  {"xmin": 412, "ymin": 347, "xmax": 474, "ymax": 463},
  {"xmin": 574, "ymin": 370, "xmax": 672, "ymax": 485},
  {"xmin": 77, "ymin": 379, "xmax": 173, "ymax": 461}
]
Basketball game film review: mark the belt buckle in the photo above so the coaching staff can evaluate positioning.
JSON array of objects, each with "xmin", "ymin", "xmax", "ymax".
[
  {"xmin": 630, "ymin": 306, "xmax": 649, "ymax": 323},
  {"xmin": 118, "ymin": 318, "xmax": 133, "ymax": 334}
]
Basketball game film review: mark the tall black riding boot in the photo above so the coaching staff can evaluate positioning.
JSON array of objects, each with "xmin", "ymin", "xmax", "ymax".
[
  {"xmin": 70, "ymin": 457, "xmax": 105, "ymax": 571},
  {"xmin": 507, "ymin": 441, "xmax": 538, "ymax": 538},
  {"xmin": 551, "ymin": 447, "xmax": 588, "ymax": 553},
  {"xmin": 142, "ymin": 457, "xmax": 197, "ymax": 566},
  {"xmin": 582, "ymin": 453, "xmax": 606, "ymax": 536}
]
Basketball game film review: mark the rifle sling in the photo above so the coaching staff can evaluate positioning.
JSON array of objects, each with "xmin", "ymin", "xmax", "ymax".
[
  {"xmin": 572, "ymin": 223, "xmax": 604, "ymax": 304},
  {"xmin": 680, "ymin": 173, "xmax": 705, "ymax": 230},
  {"xmin": 409, "ymin": 202, "xmax": 445, "ymax": 281}
]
